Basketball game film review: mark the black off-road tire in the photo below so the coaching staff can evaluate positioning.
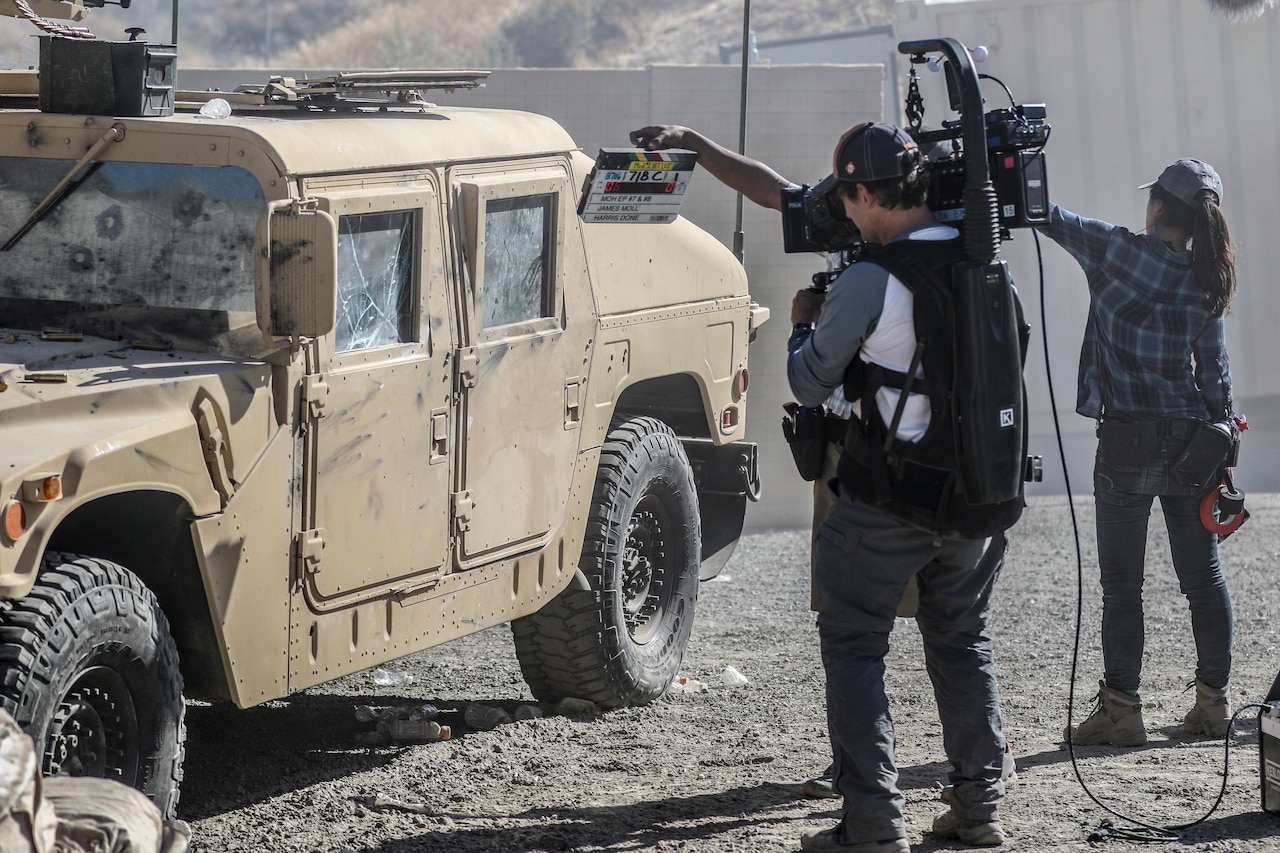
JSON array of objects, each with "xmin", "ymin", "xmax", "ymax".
[
  {"xmin": 0, "ymin": 553, "xmax": 186, "ymax": 818},
  {"xmin": 512, "ymin": 416, "xmax": 701, "ymax": 709}
]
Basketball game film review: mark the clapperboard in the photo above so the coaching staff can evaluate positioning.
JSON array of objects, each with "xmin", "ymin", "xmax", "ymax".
[{"xmin": 577, "ymin": 148, "xmax": 697, "ymax": 224}]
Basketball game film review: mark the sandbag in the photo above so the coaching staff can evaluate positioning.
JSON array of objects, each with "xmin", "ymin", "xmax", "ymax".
[
  {"xmin": 44, "ymin": 776, "xmax": 191, "ymax": 853},
  {"xmin": 0, "ymin": 709, "xmax": 190, "ymax": 853},
  {"xmin": 0, "ymin": 709, "xmax": 58, "ymax": 853}
]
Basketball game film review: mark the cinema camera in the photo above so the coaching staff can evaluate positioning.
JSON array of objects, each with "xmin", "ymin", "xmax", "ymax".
[
  {"xmin": 780, "ymin": 174, "xmax": 861, "ymax": 255},
  {"xmin": 780, "ymin": 43, "xmax": 1050, "ymax": 255}
]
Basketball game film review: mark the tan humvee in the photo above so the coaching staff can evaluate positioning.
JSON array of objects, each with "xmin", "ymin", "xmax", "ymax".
[{"xmin": 0, "ymin": 53, "xmax": 768, "ymax": 816}]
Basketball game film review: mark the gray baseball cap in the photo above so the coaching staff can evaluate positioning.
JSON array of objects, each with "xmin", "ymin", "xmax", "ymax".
[
  {"xmin": 832, "ymin": 122, "xmax": 920, "ymax": 183},
  {"xmin": 1138, "ymin": 158, "xmax": 1223, "ymax": 207}
]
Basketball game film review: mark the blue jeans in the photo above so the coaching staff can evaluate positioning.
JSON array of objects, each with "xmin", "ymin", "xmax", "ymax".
[
  {"xmin": 813, "ymin": 495, "xmax": 1006, "ymax": 844},
  {"xmin": 1094, "ymin": 428, "xmax": 1233, "ymax": 692}
]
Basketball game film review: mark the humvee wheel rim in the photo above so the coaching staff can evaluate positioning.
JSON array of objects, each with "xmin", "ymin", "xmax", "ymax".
[
  {"xmin": 622, "ymin": 496, "xmax": 671, "ymax": 644},
  {"xmin": 45, "ymin": 667, "xmax": 139, "ymax": 782}
]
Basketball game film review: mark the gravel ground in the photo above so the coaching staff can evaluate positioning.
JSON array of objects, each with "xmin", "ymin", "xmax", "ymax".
[{"xmin": 179, "ymin": 494, "xmax": 1280, "ymax": 852}]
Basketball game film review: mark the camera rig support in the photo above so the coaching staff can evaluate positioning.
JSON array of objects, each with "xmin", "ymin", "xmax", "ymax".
[
  {"xmin": 898, "ymin": 37, "xmax": 1030, "ymax": 505},
  {"xmin": 779, "ymin": 37, "xmax": 1041, "ymax": 504},
  {"xmin": 899, "ymin": 37, "xmax": 1001, "ymax": 265}
]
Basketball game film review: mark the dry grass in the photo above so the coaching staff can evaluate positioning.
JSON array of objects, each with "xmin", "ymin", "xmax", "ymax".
[{"xmin": 173, "ymin": 0, "xmax": 892, "ymax": 70}]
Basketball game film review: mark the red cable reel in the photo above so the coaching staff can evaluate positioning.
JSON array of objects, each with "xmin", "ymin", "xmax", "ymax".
[
  {"xmin": 1200, "ymin": 416, "xmax": 1249, "ymax": 539},
  {"xmin": 1200, "ymin": 476, "xmax": 1248, "ymax": 537}
]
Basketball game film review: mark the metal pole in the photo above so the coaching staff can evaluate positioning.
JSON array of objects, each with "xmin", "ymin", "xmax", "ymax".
[
  {"xmin": 732, "ymin": 0, "xmax": 750, "ymax": 263},
  {"xmin": 171, "ymin": 0, "xmax": 178, "ymax": 45}
]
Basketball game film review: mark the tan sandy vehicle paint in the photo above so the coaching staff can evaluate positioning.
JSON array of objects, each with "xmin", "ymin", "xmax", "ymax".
[{"xmin": 0, "ymin": 65, "xmax": 767, "ymax": 815}]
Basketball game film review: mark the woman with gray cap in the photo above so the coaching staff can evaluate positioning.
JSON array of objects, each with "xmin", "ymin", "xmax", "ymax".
[{"xmin": 1038, "ymin": 157, "xmax": 1239, "ymax": 747}]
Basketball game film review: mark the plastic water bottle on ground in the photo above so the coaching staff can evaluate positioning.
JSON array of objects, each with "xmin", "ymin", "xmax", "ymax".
[
  {"xmin": 668, "ymin": 675, "xmax": 708, "ymax": 694},
  {"xmin": 407, "ymin": 704, "xmax": 440, "ymax": 721},
  {"xmin": 720, "ymin": 665, "xmax": 750, "ymax": 688},
  {"xmin": 464, "ymin": 703, "xmax": 512, "ymax": 730},
  {"xmin": 382, "ymin": 718, "xmax": 451, "ymax": 742},
  {"xmin": 514, "ymin": 704, "xmax": 543, "ymax": 720},
  {"xmin": 355, "ymin": 704, "xmax": 392, "ymax": 723},
  {"xmin": 372, "ymin": 668, "xmax": 414, "ymax": 687}
]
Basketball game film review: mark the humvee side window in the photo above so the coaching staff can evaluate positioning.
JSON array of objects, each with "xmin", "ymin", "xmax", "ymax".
[
  {"xmin": 481, "ymin": 194, "xmax": 554, "ymax": 329},
  {"xmin": 335, "ymin": 211, "xmax": 415, "ymax": 352}
]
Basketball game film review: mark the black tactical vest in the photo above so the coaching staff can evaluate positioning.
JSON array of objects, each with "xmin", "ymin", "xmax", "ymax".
[{"xmin": 837, "ymin": 237, "xmax": 1028, "ymax": 539}]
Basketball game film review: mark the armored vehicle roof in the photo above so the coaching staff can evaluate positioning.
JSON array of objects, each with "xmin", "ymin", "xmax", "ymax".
[
  {"xmin": 0, "ymin": 105, "xmax": 578, "ymax": 176},
  {"xmin": 0, "ymin": 69, "xmax": 580, "ymax": 176}
]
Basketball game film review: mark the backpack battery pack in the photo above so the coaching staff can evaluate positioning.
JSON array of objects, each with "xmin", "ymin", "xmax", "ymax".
[{"xmin": 952, "ymin": 260, "xmax": 1025, "ymax": 506}]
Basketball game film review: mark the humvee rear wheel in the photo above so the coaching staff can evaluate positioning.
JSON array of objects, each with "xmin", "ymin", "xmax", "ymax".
[
  {"xmin": 512, "ymin": 416, "xmax": 701, "ymax": 709},
  {"xmin": 0, "ymin": 554, "xmax": 185, "ymax": 818}
]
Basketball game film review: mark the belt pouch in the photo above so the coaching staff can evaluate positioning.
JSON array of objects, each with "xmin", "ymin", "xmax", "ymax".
[
  {"xmin": 1097, "ymin": 419, "xmax": 1160, "ymax": 470},
  {"xmin": 782, "ymin": 403, "xmax": 828, "ymax": 482},
  {"xmin": 1171, "ymin": 421, "xmax": 1234, "ymax": 488}
]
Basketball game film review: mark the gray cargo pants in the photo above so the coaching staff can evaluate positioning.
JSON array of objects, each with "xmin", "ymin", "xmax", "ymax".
[{"xmin": 813, "ymin": 493, "xmax": 1007, "ymax": 844}]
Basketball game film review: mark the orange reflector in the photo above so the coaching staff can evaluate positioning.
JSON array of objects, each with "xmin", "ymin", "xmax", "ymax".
[
  {"xmin": 2, "ymin": 501, "xmax": 25, "ymax": 542},
  {"xmin": 734, "ymin": 368, "xmax": 749, "ymax": 399},
  {"xmin": 25, "ymin": 475, "xmax": 62, "ymax": 503}
]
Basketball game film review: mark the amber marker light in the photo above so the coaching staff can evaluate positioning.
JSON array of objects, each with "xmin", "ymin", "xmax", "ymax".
[
  {"xmin": 23, "ymin": 474, "xmax": 62, "ymax": 503},
  {"xmin": 2, "ymin": 501, "xmax": 25, "ymax": 543}
]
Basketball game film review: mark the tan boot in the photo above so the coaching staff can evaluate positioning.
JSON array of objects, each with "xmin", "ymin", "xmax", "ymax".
[
  {"xmin": 1183, "ymin": 679, "xmax": 1231, "ymax": 737},
  {"xmin": 1064, "ymin": 681, "xmax": 1147, "ymax": 747},
  {"xmin": 932, "ymin": 807, "xmax": 1007, "ymax": 846}
]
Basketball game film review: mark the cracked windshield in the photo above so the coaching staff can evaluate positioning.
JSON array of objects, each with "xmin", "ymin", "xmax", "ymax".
[{"xmin": 0, "ymin": 159, "xmax": 263, "ymax": 312}]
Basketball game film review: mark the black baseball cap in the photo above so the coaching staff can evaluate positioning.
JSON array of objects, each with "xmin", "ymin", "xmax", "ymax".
[
  {"xmin": 1138, "ymin": 158, "xmax": 1223, "ymax": 207},
  {"xmin": 832, "ymin": 122, "xmax": 920, "ymax": 183}
]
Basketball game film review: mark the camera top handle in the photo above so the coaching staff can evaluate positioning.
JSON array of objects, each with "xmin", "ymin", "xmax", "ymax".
[{"xmin": 897, "ymin": 37, "xmax": 1001, "ymax": 265}]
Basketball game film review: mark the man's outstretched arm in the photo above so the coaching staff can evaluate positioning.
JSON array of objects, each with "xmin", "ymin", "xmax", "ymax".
[{"xmin": 629, "ymin": 125, "xmax": 792, "ymax": 212}]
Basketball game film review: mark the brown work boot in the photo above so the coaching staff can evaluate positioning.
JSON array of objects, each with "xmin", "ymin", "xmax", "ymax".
[
  {"xmin": 803, "ymin": 771, "xmax": 840, "ymax": 800},
  {"xmin": 1182, "ymin": 679, "xmax": 1231, "ymax": 738},
  {"xmin": 1064, "ymin": 681, "xmax": 1147, "ymax": 747},
  {"xmin": 800, "ymin": 828, "xmax": 909, "ymax": 852},
  {"xmin": 932, "ymin": 807, "xmax": 1006, "ymax": 847}
]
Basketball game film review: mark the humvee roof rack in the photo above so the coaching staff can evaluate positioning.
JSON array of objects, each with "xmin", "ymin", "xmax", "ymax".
[
  {"xmin": 0, "ymin": 68, "xmax": 492, "ymax": 114},
  {"xmin": 217, "ymin": 70, "xmax": 491, "ymax": 111}
]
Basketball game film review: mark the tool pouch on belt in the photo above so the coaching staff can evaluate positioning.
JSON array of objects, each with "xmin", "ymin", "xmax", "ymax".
[
  {"xmin": 782, "ymin": 403, "xmax": 827, "ymax": 482},
  {"xmin": 1171, "ymin": 421, "xmax": 1237, "ymax": 489},
  {"xmin": 1096, "ymin": 418, "xmax": 1162, "ymax": 471}
]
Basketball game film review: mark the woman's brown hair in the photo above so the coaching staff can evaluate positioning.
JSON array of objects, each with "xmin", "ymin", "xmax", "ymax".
[{"xmin": 1150, "ymin": 183, "xmax": 1236, "ymax": 316}]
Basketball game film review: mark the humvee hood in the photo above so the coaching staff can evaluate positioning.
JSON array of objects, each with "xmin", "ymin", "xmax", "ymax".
[{"xmin": 0, "ymin": 334, "xmax": 273, "ymax": 497}]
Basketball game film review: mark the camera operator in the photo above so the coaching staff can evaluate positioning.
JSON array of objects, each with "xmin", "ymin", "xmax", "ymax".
[
  {"xmin": 633, "ymin": 122, "xmax": 1012, "ymax": 851},
  {"xmin": 1039, "ymin": 160, "xmax": 1239, "ymax": 747},
  {"xmin": 630, "ymin": 123, "xmax": 925, "ymax": 804}
]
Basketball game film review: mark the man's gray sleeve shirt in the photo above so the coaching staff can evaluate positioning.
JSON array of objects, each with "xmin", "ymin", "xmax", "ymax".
[{"xmin": 786, "ymin": 263, "xmax": 889, "ymax": 408}]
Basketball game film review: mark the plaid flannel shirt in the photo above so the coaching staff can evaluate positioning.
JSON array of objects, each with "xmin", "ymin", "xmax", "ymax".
[{"xmin": 1038, "ymin": 204, "xmax": 1232, "ymax": 421}]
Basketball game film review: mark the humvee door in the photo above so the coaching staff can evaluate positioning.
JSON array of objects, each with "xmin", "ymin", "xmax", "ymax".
[
  {"xmin": 301, "ymin": 184, "xmax": 454, "ymax": 604},
  {"xmin": 450, "ymin": 163, "xmax": 592, "ymax": 565}
]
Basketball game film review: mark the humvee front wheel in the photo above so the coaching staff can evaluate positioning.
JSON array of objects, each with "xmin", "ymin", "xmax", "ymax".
[
  {"xmin": 0, "ymin": 554, "xmax": 185, "ymax": 818},
  {"xmin": 512, "ymin": 416, "xmax": 701, "ymax": 709}
]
